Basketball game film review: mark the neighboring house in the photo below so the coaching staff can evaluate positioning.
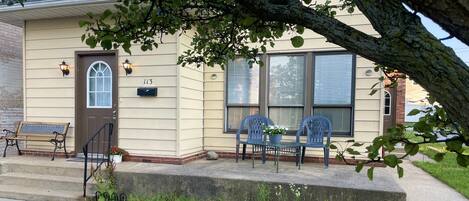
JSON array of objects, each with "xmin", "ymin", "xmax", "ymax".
[
  {"xmin": 383, "ymin": 78, "xmax": 406, "ymax": 132},
  {"xmin": 405, "ymin": 78, "xmax": 430, "ymax": 122},
  {"xmin": 0, "ymin": 0, "xmax": 388, "ymax": 163},
  {"xmin": 0, "ymin": 22, "xmax": 23, "ymax": 131}
]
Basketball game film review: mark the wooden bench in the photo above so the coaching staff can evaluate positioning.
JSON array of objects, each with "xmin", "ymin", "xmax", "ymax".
[{"xmin": 1, "ymin": 121, "xmax": 70, "ymax": 160}]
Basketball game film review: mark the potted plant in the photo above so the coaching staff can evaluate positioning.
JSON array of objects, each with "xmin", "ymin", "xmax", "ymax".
[
  {"xmin": 109, "ymin": 146, "xmax": 126, "ymax": 163},
  {"xmin": 263, "ymin": 125, "xmax": 287, "ymax": 144}
]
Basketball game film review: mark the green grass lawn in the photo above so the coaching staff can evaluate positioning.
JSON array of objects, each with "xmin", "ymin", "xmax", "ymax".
[{"xmin": 413, "ymin": 143, "xmax": 469, "ymax": 199}]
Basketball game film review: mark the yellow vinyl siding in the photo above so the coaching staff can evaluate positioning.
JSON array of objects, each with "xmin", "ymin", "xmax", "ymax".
[
  {"xmin": 24, "ymin": 17, "xmax": 179, "ymax": 156},
  {"xmin": 177, "ymin": 30, "xmax": 204, "ymax": 156}
]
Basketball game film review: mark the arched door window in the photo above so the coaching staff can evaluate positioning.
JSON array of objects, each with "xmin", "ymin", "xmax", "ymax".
[
  {"xmin": 384, "ymin": 91, "xmax": 391, "ymax": 115},
  {"xmin": 87, "ymin": 61, "xmax": 112, "ymax": 108}
]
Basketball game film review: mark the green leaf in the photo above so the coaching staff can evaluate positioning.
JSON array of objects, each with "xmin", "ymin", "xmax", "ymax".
[
  {"xmin": 85, "ymin": 36, "xmax": 97, "ymax": 48},
  {"xmin": 384, "ymin": 155, "xmax": 398, "ymax": 167},
  {"xmin": 240, "ymin": 16, "xmax": 257, "ymax": 26},
  {"xmin": 346, "ymin": 148, "xmax": 361, "ymax": 155},
  {"xmin": 434, "ymin": 153, "xmax": 445, "ymax": 162},
  {"xmin": 404, "ymin": 143, "xmax": 419, "ymax": 156},
  {"xmin": 352, "ymin": 142, "xmax": 364, "ymax": 147},
  {"xmin": 369, "ymin": 89, "xmax": 378, "ymax": 96},
  {"xmin": 462, "ymin": 149, "xmax": 469, "ymax": 156},
  {"xmin": 355, "ymin": 162, "xmax": 364, "ymax": 173},
  {"xmin": 78, "ymin": 20, "xmax": 91, "ymax": 28},
  {"xmin": 374, "ymin": 66, "xmax": 380, "ymax": 72},
  {"xmin": 249, "ymin": 34, "xmax": 258, "ymax": 43},
  {"xmin": 122, "ymin": 41, "xmax": 131, "ymax": 54},
  {"xmin": 296, "ymin": 25, "xmax": 305, "ymax": 34},
  {"xmin": 456, "ymin": 154, "xmax": 469, "ymax": 167},
  {"xmin": 446, "ymin": 140, "xmax": 463, "ymax": 152},
  {"xmin": 413, "ymin": 121, "xmax": 433, "ymax": 133},
  {"xmin": 436, "ymin": 107, "xmax": 446, "ymax": 120},
  {"xmin": 397, "ymin": 166, "xmax": 404, "ymax": 178},
  {"xmin": 367, "ymin": 167, "xmax": 374, "ymax": 180},
  {"xmin": 269, "ymin": 41, "xmax": 275, "ymax": 47},
  {"xmin": 290, "ymin": 36, "xmax": 304, "ymax": 48},
  {"xmin": 303, "ymin": 0, "xmax": 312, "ymax": 4},
  {"xmin": 335, "ymin": 154, "xmax": 342, "ymax": 161},
  {"xmin": 407, "ymin": 109, "xmax": 421, "ymax": 116},
  {"xmin": 81, "ymin": 34, "xmax": 86, "ymax": 42},
  {"xmin": 86, "ymin": 12, "xmax": 94, "ymax": 18},
  {"xmin": 407, "ymin": 136, "xmax": 424, "ymax": 144},
  {"xmin": 101, "ymin": 9, "xmax": 113, "ymax": 20},
  {"xmin": 101, "ymin": 39, "xmax": 112, "ymax": 50},
  {"xmin": 141, "ymin": 45, "xmax": 148, "ymax": 51},
  {"xmin": 329, "ymin": 144, "xmax": 337, "ymax": 149}
]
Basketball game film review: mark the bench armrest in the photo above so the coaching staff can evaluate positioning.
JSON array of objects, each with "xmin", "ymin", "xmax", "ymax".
[
  {"xmin": 52, "ymin": 131, "xmax": 66, "ymax": 141},
  {"xmin": 2, "ymin": 129, "xmax": 16, "ymax": 138}
]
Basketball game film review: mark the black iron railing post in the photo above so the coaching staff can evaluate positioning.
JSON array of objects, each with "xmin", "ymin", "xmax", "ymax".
[
  {"xmin": 107, "ymin": 123, "xmax": 113, "ymax": 167},
  {"xmin": 83, "ymin": 144, "xmax": 88, "ymax": 197}
]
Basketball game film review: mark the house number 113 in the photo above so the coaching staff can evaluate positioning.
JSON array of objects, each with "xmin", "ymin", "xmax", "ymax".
[{"xmin": 144, "ymin": 79, "xmax": 153, "ymax": 85}]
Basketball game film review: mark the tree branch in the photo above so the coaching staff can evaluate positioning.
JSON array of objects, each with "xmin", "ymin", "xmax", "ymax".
[
  {"xmin": 439, "ymin": 35, "xmax": 454, "ymax": 41},
  {"xmin": 236, "ymin": 0, "xmax": 388, "ymax": 60},
  {"xmin": 403, "ymin": 0, "xmax": 469, "ymax": 45},
  {"xmin": 353, "ymin": 0, "xmax": 409, "ymax": 37}
]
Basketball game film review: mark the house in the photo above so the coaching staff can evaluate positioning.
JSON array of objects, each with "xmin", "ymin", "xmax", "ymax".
[
  {"xmin": 0, "ymin": 0, "xmax": 388, "ymax": 163},
  {"xmin": 0, "ymin": 22, "xmax": 23, "ymax": 131},
  {"xmin": 383, "ymin": 79, "xmax": 406, "ymax": 132},
  {"xmin": 405, "ymin": 79, "xmax": 429, "ymax": 123}
]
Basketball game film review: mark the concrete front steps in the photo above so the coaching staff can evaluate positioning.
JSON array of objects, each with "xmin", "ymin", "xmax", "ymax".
[{"xmin": 0, "ymin": 158, "xmax": 95, "ymax": 201}]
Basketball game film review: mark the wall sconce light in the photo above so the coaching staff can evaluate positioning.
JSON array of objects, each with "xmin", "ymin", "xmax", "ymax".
[
  {"xmin": 210, "ymin": 74, "xmax": 218, "ymax": 80},
  {"xmin": 59, "ymin": 61, "xmax": 70, "ymax": 76},
  {"xmin": 365, "ymin": 69, "xmax": 373, "ymax": 76},
  {"xmin": 122, "ymin": 59, "xmax": 133, "ymax": 76}
]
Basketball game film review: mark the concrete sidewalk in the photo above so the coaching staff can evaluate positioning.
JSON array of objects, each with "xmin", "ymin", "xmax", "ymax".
[{"xmin": 387, "ymin": 155, "xmax": 468, "ymax": 201}]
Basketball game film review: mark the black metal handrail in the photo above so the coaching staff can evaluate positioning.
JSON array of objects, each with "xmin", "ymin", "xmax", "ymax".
[{"xmin": 83, "ymin": 123, "xmax": 114, "ymax": 197}]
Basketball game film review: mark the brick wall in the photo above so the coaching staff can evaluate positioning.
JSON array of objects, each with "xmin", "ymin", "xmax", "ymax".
[{"xmin": 395, "ymin": 79, "xmax": 406, "ymax": 125}]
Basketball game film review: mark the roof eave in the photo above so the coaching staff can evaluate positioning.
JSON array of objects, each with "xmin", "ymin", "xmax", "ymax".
[{"xmin": 0, "ymin": 0, "xmax": 116, "ymax": 27}]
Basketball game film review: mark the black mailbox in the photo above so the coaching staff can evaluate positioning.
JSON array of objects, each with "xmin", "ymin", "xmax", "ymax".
[{"xmin": 137, "ymin": 87, "xmax": 157, "ymax": 97}]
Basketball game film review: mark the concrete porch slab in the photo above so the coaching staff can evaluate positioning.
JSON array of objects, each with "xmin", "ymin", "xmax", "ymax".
[{"xmin": 115, "ymin": 159, "xmax": 406, "ymax": 201}]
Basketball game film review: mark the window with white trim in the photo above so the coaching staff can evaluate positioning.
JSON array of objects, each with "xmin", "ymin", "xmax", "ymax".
[
  {"xmin": 87, "ymin": 61, "xmax": 112, "ymax": 108},
  {"xmin": 384, "ymin": 91, "xmax": 391, "ymax": 115}
]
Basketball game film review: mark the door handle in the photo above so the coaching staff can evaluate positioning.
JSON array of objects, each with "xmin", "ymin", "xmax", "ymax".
[{"xmin": 112, "ymin": 110, "xmax": 117, "ymax": 120}]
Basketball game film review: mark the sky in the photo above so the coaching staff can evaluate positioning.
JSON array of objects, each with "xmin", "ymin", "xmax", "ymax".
[{"xmin": 419, "ymin": 14, "xmax": 469, "ymax": 65}]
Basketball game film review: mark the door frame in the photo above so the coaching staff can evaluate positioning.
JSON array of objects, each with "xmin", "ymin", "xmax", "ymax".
[{"xmin": 74, "ymin": 50, "xmax": 119, "ymax": 152}]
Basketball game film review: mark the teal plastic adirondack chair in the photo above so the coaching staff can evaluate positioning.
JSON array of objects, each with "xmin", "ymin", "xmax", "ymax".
[
  {"xmin": 296, "ymin": 116, "xmax": 332, "ymax": 168},
  {"xmin": 235, "ymin": 115, "xmax": 273, "ymax": 162}
]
